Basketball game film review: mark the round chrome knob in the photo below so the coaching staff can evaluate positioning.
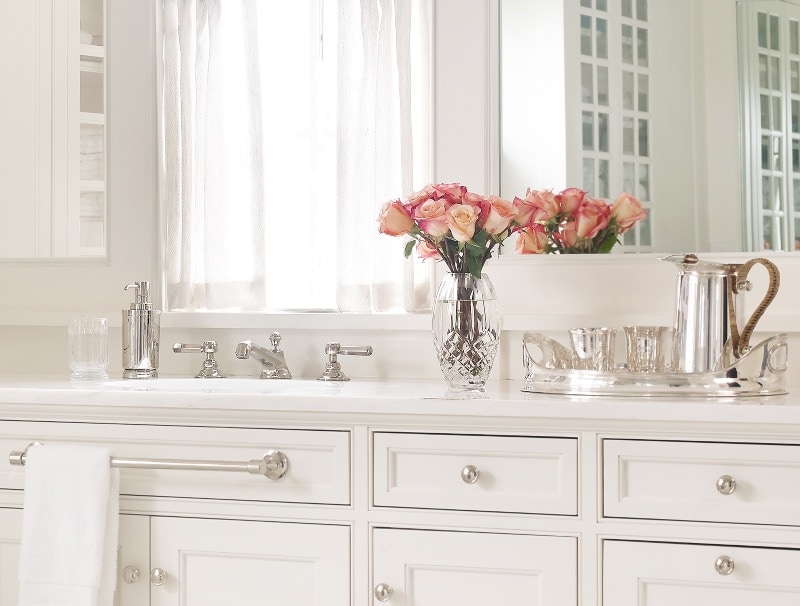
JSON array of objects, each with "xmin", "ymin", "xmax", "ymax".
[
  {"xmin": 714, "ymin": 555, "xmax": 735, "ymax": 575},
  {"xmin": 261, "ymin": 449, "xmax": 289, "ymax": 481},
  {"xmin": 122, "ymin": 566, "xmax": 141, "ymax": 584},
  {"xmin": 461, "ymin": 464, "xmax": 480, "ymax": 484},
  {"xmin": 374, "ymin": 583, "xmax": 393, "ymax": 602},
  {"xmin": 150, "ymin": 568, "xmax": 168, "ymax": 586},
  {"xmin": 716, "ymin": 475, "xmax": 737, "ymax": 495}
]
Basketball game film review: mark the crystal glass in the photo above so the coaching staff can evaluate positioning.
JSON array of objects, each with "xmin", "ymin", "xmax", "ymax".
[
  {"xmin": 68, "ymin": 317, "xmax": 109, "ymax": 380},
  {"xmin": 624, "ymin": 325, "xmax": 668, "ymax": 373},
  {"xmin": 569, "ymin": 327, "xmax": 616, "ymax": 371},
  {"xmin": 432, "ymin": 273, "xmax": 500, "ymax": 390}
]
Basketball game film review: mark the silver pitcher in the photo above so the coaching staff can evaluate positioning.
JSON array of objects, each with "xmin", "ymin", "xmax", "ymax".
[{"xmin": 662, "ymin": 253, "xmax": 780, "ymax": 373}]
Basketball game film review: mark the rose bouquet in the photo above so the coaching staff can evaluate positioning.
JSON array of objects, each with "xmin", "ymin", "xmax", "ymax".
[
  {"xmin": 513, "ymin": 187, "xmax": 647, "ymax": 255},
  {"xmin": 378, "ymin": 183, "xmax": 521, "ymax": 278},
  {"xmin": 378, "ymin": 183, "xmax": 646, "ymax": 276}
]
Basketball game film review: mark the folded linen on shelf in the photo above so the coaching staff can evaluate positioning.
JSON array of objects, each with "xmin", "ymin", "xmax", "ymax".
[
  {"xmin": 80, "ymin": 153, "xmax": 104, "ymax": 180},
  {"xmin": 80, "ymin": 132, "xmax": 103, "ymax": 154},
  {"xmin": 80, "ymin": 29, "xmax": 92, "ymax": 45},
  {"xmin": 18, "ymin": 444, "xmax": 120, "ymax": 606}
]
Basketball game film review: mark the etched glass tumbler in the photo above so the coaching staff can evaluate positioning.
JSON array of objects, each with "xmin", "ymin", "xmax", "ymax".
[{"xmin": 68, "ymin": 317, "xmax": 109, "ymax": 380}]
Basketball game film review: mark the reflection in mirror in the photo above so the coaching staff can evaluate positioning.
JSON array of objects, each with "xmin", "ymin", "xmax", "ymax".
[
  {"xmin": 0, "ymin": 0, "xmax": 106, "ymax": 259},
  {"xmin": 738, "ymin": 0, "xmax": 800, "ymax": 252},
  {"xmin": 499, "ymin": 0, "xmax": 798, "ymax": 254}
]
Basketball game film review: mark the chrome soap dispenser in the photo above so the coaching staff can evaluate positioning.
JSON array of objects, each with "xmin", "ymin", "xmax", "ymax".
[{"xmin": 122, "ymin": 281, "xmax": 161, "ymax": 378}]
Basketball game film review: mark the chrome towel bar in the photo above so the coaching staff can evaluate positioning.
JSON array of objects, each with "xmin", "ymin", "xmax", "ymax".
[{"xmin": 8, "ymin": 443, "xmax": 289, "ymax": 481}]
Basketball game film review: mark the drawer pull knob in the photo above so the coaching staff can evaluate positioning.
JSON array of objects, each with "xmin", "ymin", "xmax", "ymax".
[
  {"xmin": 150, "ymin": 568, "xmax": 168, "ymax": 586},
  {"xmin": 714, "ymin": 556, "xmax": 735, "ymax": 575},
  {"xmin": 122, "ymin": 566, "xmax": 141, "ymax": 584},
  {"xmin": 716, "ymin": 475, "xmax": 737, "ymax": 495},
  {"xmin": 374, "ymin": 583, "xmax": 393, "ymax": 602},
  {"xmin": 461, "ymin": 464, "xmax": 480, "ymax": 484}
]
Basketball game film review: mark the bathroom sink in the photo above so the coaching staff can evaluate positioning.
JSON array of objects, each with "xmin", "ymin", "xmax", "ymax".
[{"xmin": 100, "ymin": 377, "xmax": 346, "ymax": 396}]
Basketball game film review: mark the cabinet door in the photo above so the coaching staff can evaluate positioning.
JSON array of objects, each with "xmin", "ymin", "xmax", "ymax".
[
  {"xmin": 0, "ymin": 508, "xmax": 22, "ymax": 605},
  {"xmin": 372, "ymin": 528, "xmax": 577, "ymax": 606},
  {"xmin": 0, "ymin": 509, "xmax": 143, "ymax": 606},
  {"xmin": 604, "ymin": 540, "xmax": 800, "ymax": 605},
  {"xmin": 149, "ymin": 517, "xmax": 349, "ymax": 606}
]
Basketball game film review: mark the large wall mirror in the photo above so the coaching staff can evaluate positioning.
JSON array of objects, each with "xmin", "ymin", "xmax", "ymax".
[
  {"xmin": 500, "ymin": 0, "xmax": 800, "ymax": 254},
  {"xmin": 0, "ymin": 0, "xmax": 106, "ymax": 260}
]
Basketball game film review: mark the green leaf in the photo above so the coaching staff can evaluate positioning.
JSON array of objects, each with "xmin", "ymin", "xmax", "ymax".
[
  {"xmin": 404, "ymin": 239, "xmax": 416, "ymax": 258},
  {"xmin": 466, "ymin": 252, "xmax": 484, "ymax": 278},
  {"xmin": 596, "ymin": 230, "xmax": 619, "ymax": 254}
]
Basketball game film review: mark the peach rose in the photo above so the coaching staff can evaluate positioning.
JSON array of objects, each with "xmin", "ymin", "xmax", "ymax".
[
  {"xmin": 378, "ymin": 200, "xmax": 414, "ymax": 236},
  {"xmin": 446, "ymin": 204, "xmax": 478, "ymax": 242},
  {"xmin": 574, "ymin": 197, "xmax": 610, "ymax": 239},
  {"xmin": 482, "ymin": 195, "xmax": 517, "ymax": 235},
  {"xmin": 557, "ymin": 187, "xmax": 586, "ymax": 215},
  {"xmin": 515, "ymin": 224, "xmax": 549, "ymax": 254},
  {"xmin": 414, "ymin": 199, "xmax": 450, "ymax": 237},
  {"xmin": 610, "ymin": 192, "xmax": 646, "ymax": 233},
  {"xmin": 416, "ymin": 239, "xmax": 441, "ymax": 260}
]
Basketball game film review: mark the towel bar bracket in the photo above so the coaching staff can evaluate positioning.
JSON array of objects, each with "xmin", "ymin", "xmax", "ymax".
[{"xmin": 8, "ymin": 444, "xmax": 289, "ymax": 481}]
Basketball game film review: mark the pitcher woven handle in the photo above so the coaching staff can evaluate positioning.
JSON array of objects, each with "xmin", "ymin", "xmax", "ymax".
[{"xmin": 729, "ymin": 258, "xmax": 781, "ymax": 357}]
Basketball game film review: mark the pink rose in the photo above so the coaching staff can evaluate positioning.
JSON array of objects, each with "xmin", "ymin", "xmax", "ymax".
[
  {"xmin": 574, "ymin": 197, "xmax": 611, "ymax": 239},
  {"xmin": 610, "ymin": 192, "xmax": 646, "ymax": 233},
  {"xmin": 378, "ymin": 200, "xmax": 414, "ymax": 236},
  {"xmin": 515, "ymin": 224, "xmax": 549, "ymax": 254},
  {"xmin": 416, "ymin": 239, "xmax": 441, "ymax": 260},
  {"xmin": 432, "ymin": 183, "xmax": 467, "ymax": 205},
  {"xmin": 446, "ymin": 204, "xmax": 478, "ymax": 242},
  {"xmin": 556, "ymin": 221, "xmax": 579, "ymax": 249},
  {"xmin": 482, "ymin": 195, "xmax": 517, "ymax": 234},
  {"xmin": 405, "ymin": 185, "xmax": 438, "ymax": 208},
  {"xmin": 414, "ymin": 199, "xmax": 450, "ymax": 237},
  {"xmin": 557, "ymin": 187, "xmax": 586, "ymax": 215},
  {"xmin": 529, "ymin": 189, "xmax": 560, "ymax": 223},
  {"xmin": 512, "ymin": 191, "xmax": 537, "ymax": 226}
]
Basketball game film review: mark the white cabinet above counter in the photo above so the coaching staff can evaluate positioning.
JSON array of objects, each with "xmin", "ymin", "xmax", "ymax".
[{"xmin": 1, "ymin": 378, "xmax": 799, "ymax": 605}]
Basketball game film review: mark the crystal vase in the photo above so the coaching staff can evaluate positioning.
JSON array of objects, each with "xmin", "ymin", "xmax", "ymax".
[{"xmin": 432, "ymin": 272, "xmax": 500, "ymax": 390}]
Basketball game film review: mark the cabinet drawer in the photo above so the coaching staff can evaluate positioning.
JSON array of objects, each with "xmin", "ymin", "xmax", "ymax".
[
  {"xmin": 604, "ymin": 540, "xmax": 800, "ymax": 604},
  {"xmin": 373, "ymin": 432, "xmax": 578, "ymax": 515},
  {"xmin": 604, "ymin": 439, "xmax": 800, "ymax": 526},
  {"xmin": 0, "ymin": 421, "xmax": 350, "ymax": 505}
]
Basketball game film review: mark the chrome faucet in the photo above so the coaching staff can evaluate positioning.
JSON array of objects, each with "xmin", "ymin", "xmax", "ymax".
[{"xmin": 235, "ymin": 332, "xmax": 292, "ymax": 379}]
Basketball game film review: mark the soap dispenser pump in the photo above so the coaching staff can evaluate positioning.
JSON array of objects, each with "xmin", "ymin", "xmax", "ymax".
[{"xmin": 122, "ymin": 281, "xmax": 161, "ymax": 378}]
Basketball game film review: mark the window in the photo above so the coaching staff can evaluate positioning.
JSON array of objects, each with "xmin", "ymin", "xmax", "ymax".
[{"xmin": 160, "ymin": 0, "xmax": 432, "ymax": 312}]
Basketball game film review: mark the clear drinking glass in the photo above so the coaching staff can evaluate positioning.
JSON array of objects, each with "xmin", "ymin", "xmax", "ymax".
[
  {"xmin": 68, "ymin": 317, "xmax": 109, "ymax": 380},
  {"xmin": 623, "ymin": 325, "xmax": 668, "ymax": 373},
  {"xmin": 568, "ymin": 327, "xmax": 616, "ymax": 371}
]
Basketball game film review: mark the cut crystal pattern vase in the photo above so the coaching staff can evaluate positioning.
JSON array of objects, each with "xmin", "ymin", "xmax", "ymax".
[{"xmin": 432, "ymin": 272, "xmax": 500, "ymax": 390}]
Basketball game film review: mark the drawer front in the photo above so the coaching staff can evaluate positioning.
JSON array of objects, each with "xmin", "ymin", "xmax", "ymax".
[
  {"xmin": 373, "ymin": 432, "xmax": 578, "ymax": 514},
  {"xmin": 604, "ymin": 540, "xmax": 800, "ymax": 604},
  {"xmin": 604, "ymin": 439, "xmax": 800, "ymax": 525},
  {"xmin": 0, "ymin": 421, "xmax": 350, "ymax": 505}
]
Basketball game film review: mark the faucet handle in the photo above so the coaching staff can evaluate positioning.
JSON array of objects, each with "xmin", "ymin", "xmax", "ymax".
[
  {"xmin": 318, "ymin": 343, "xmax": 373, "ymax": 381},
  {"xmin": 172, "ymin": 340, "xmax": 225, "ymax": 378},
  {"xmin": 269, "ymin": 332, "xmax": 283, "ymax": 352}
]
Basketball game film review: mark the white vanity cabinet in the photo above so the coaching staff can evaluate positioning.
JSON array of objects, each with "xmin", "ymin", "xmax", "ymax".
[
  {"xmin": 1, "ymin": 383, "xmax": 800, "ymax": 605},
  {"xmin": 601, "ymin": 438, "xmax": 800, "ymax": 604},
  {"xmin": 0, "ymin": 420, "xmax": 352, "ymax": 605}
]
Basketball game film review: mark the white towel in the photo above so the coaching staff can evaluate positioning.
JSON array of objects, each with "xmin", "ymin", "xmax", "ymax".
[{"xmin": 18, "ymin": 444, "xmax": 120, "ymax": 606}]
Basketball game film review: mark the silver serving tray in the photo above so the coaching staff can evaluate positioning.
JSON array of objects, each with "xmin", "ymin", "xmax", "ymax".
[{"xmin": 521, "ymin": 332, "xmax": 788, "ymax": 397}]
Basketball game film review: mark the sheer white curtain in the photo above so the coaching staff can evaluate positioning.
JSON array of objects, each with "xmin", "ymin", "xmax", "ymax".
[
  {"xmin": 161, "ymin": 0, "xmax": 432, "ymax": 312},
  {"xmin": 162, "ymin": 0, "xmax": 266, "ymax": 311},
  {"xmin": 337, "ymin": 0, "xmax": 433, "ymax": 312}
]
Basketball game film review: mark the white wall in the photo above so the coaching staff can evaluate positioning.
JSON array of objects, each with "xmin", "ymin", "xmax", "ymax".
[{"xmin": 0, "ymin": 0, "xmax": 798, "ymax": 390}]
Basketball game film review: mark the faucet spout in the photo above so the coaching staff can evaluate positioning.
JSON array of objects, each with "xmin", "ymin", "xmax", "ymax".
[{"xmin": 236, "ymin": 338, "xmax": 292, "ymax": 379}]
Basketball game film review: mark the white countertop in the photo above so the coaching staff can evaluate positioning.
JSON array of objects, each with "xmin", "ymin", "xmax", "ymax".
[{"xmin": 0, "ymin": 375, "xmax": 797, "ymax": 431}]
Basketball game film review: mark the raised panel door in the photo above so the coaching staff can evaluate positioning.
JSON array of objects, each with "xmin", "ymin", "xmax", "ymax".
[
  {"xmin": 0, "ymin": 508, "xmax": 22, "ymax": 605},
  {"xmin": 372, "ymin": 528, "xmax": 577, "ymax": 606},
  {"xmin": 149, "ymin": 517, "xmax": 350, "ymax": 606}
]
